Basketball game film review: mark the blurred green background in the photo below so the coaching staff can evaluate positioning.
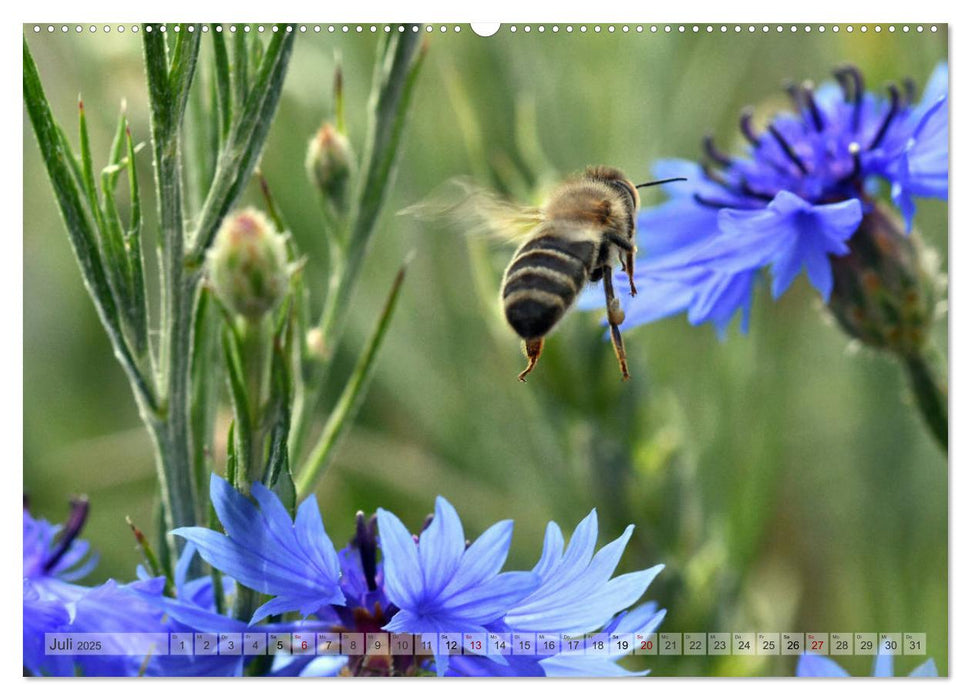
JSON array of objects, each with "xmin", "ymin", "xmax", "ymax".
[{"xmin": 23, "ymin": 24, "xmax": 947, "ymax": 676}]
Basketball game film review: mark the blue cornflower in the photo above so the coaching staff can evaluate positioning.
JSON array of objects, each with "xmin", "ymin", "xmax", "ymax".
[
  {"xmin": 183, "ymin": 476, "xmax": 666, "ymax": 677},
  {"xmin": 178, "ymin": 477, "xmax": 537, "ymax": 676},
  {"xmin": 135, "ymin": 545, "xmax": 342, "ymax": 677},
  {"xmin": 796, "ymin": 653, "xmax": 938, "ymax": 677},
  {"xmin": 503, "ymin": 510, "xmax": 663, "ymax": 634},
  {"xmin": 446, "ymin": 509, "xmax": 665, "ymax": 677},
  {"xmin": 376, "ymin": 496, "xmax": 538, "ymax": 635},
  {"xmin": 608, "ymin": 63, "xmax": 947, "ymax": 337},
  {"xmin": 23, "ymin": 497, "xmax": 98, "ymax": 599},
  {"xmin": 23, "ymin": 499, "xmax": 177, "ymax": 676},
  {"xmin": 506, "ymin": 511, "xmax": 664, "ymax": 677},
  {"xmin": 174, "ymin": 474, "xmax": 345, "ymax": 623}
]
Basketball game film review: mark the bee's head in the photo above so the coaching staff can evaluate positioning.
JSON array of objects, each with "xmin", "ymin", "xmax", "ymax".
[{"xmin": 585, "ymin": 165, "xmax": 641, "ymax": 223}]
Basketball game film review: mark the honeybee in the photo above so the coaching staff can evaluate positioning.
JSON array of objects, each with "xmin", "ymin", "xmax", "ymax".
[
  {"xmin": 406, "ymin": 166, "xmax": 685, "ymax": 381},
  {"xmin": 500, "ymin": 166, "xmax": 685, "ymax": 381}
]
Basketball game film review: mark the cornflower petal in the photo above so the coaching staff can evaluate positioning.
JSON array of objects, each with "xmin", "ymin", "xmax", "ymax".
[
  {"xmin": 873, "ymin": 653, "xmax": 894, "ymax": 677},
  {"xmin": 377, "ymin": 497, "xmax": 538, "ymax": 635},
  {"xmin": 173, "ymin": 475, "xmax": 344, "ymax": 621},
  {"xmin": 796, "ymin": 654, "xmax": 851, "ymax": 677},
  {"xmin": 506, "ymin": 511, "xmax": 663, "ymax": 636},
  {"xmin": 418, "ymin": 497, "xmax": 466, "ymax": 599},
  {"xmin": 438, "ymin": 519, "xmax": 514, "ymax": 597},
  {"xmin": 716, "ymin": 192, "xmax": 861, "ymax": 299},
  {"xmin": 892, "ymin": 95, "xmax": 948, "ymax": 230},
  {"xmin": 909, "ymin": 659, "xmax": 939, "ymax": 677},
  {"xmin": 375, "ymin": 507, "xmax": 425, "ymax": 610}
]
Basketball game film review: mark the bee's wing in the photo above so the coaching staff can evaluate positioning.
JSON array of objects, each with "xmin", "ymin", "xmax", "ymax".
[{"xmin": 399, "ymin": 178, "xmax": 545, "ymax": 244}]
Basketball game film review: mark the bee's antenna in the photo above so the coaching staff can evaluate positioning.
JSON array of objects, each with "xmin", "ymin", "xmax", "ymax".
[{"xmin": 634, "ymin": 177, "xmax": 688, "ymax": 189}]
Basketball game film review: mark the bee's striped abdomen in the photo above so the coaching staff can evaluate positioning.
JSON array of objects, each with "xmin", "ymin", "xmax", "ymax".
[{"xmin": 502, "ymin": 235, "xmax": 595, "ymax": 340}]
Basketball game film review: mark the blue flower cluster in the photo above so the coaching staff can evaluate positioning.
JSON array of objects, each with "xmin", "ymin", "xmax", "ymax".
[
  {"xmin": 592, "ymin": 63, "xmax": 948, "ymax": 337},
  {"xmin": 23, "ymin": 478, "xmax": 666, "ymax": 677},
  {"xmin": 24, "ymin": 498, "xmax": 346, "ymax": 677}
]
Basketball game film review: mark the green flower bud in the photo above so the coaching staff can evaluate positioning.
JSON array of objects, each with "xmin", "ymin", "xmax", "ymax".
[
  {"xmin": 828, "ymin": 202, "xmax": 938, "ymax": 357},
  {"xmin": 306, "ymin": 123, "xmax": 354, "ymax": 212},
  {"xmin": 207, "ymin": 208, "xmax": 289, "ymax": 320}
]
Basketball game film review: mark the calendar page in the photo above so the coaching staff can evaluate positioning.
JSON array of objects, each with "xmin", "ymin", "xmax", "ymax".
[{"xmin": 22, "ymin": 18, "xmax": 948, "ymax": 679}]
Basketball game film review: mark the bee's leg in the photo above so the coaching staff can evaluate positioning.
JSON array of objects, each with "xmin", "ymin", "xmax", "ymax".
[
  {"xmin": 518, "ymin": 338, "xmax": 544, "ymax": 382},
  {"xmin": 605, "ymin": 233, "xmax": 638, "ymax": 296},
  {"xmin": 601, "ymin": 269, "xmax": 630, "ymax": 381},
  {"xmin": 624, "ymin": 249, "xmax": 638, "ymax": 297}
]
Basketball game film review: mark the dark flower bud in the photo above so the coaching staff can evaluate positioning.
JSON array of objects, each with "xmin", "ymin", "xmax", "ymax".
[
  {"xmin": 306, "ymin": 122, "xmax": 355, "ymax": 212},
  {"xmin": 208, "ymin": 208, "xmax": 289, "ymax": 320},
  {"xmin": 828, "ymin": 202, "xmax": 938, "ymax": 357}
]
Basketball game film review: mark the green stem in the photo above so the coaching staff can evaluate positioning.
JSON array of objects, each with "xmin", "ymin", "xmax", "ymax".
[
  {"xmin": 290, "ymin": 30, "xmax": 424, "ymax": 466},
  {"xmin": 901, "ymin": 347, "xmax": 948, "ymax": 452},
  {"xmin": 143, "ymin": 26, "xmax": 202, "ymax": 562},
  {"xmin": 319, "ymin": 31, "xmax": 424, "ymax": 345},
  {"xmin": 240, "ymin": 317, "xmax": 270, "ymax": 487}
]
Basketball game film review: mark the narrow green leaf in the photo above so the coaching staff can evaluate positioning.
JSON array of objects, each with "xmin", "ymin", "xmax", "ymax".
[
  {"xmin": 154, "ymin": 501, "xmax": 174, "ymax": 583},
  {"xmin": 100, "ymin": 105, "xmax": 137, "ymax": 312},
  {"xmin": 24, "ymin": 37, "xmax": 157, "ymax": 412},
  {"xmin": 256, "ymin": 170, "xmax": 287, "ymax": 233},
  {"xmin": 333, "ymin": 56, "xmax": 346, "ymax": 134},
  {"xmin": 142, "ymin": 26, "xmax": 174, "ymax": 141},
  {"xmin": 225, "ymin": 420, "xmax": 238, "ymax": 491},
  {"xmin": 77, "ymin": 98, "xmax": 105, "ymax": 226},
  {"xmin": 352, "ymin": 32, "xmax": 426, "ymax": 242},
  {"xmin": 211, "ymin": 26, "xmax": 232, "ymax": 142},
  {"xmin": 55, "ymin": 124, "xmax": 87, "ymax": 195},
  {"xmin": 204, "ymin": 69, "xmax": 221, "ymax": 181},
  {"xmin": 221, "ymin": 324, "xmax": 253, "ymax": 486},
  {"xmin": 190, "ymin": 290, "xmax": 220, "ymax": 500},
  {"xmin": 182, "ymin": 52, "xmax": 215, "ymax": 214},
  {"xmin": 264, "ymin": 333, "xmax": 296, "ymax": 515},
  {"xmin": 232, "ymin": 27, "xmax": 249, "ymax": 109},
  {"xmin": 207, "ymin": 501, "xmax": 227, "ymax": 615},
  {"xmin": 249, "ymin": 31, "xmax": 264, "ymax": 73},
  {"xmin": 80, "ymin": 97, "xmax": 134, "ymax": 332},
  {"xmin": 265, "ymin": 298, "xmax": 294, "ymax": 412},
  {"xmin": 167, "ymin": 24, "xmax": 202, "ymax": 131},
  {"xmin": 123, "ymin": 122, "xmax": 149, "ymax": 357},
  {"xmin": 296, "ymin": 256, "xmax": 411, "ymax": 498},
  {"xmin": 127, "ymin": 516, "xmax": 175, "ymax": 597},
  {"xmin": 104, "ymin": 102, "xmax": 129, "ymax": 188}
]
